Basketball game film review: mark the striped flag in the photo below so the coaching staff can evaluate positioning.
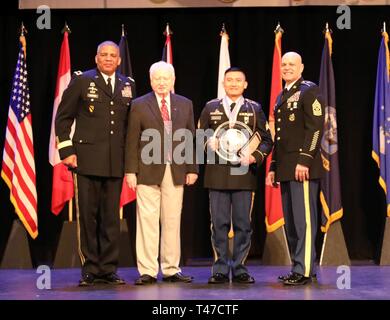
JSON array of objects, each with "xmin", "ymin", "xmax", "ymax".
[
  {"xmin": 265, "ymin": 25, "xmax": 285, "ymax": 232},
  {"xmin": 119, "ymin": 26, "xmax": 136, "ymax": 209},
  {"xmin": 372, "ymin": 28, "xmax": 390, "ymax": 217},
  {"xmin": 217, "ymin": 24, "xmax": 231, "ymax": 99},
  {"xmin": 49, "ymin": 30, "xmax": 74, "ymax": 215},
  {"xmin": 162, "ymin": 23, "xmax": 174, "ymax": 93},
  {"xmin": 162, "ymin": 23, "xmax": 173, "ymax": 65},
  {"xmin": 1, "ymin": 31, "xmax": 38, "ymax": 238},
  {"xmin": 319, "ymin": 26, "xmax": 344, "ymax": 231}
]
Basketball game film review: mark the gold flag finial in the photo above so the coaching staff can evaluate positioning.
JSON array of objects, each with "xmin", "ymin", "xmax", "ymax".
[{"xmin": 61, "ymin": 22, "xmax": 71, "ymax": 34}]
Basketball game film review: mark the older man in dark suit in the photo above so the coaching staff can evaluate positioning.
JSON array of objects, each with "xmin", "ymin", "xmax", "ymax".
[{"xmin": 125, "ymin": 61, "xmax": 198, "ymax": 285}]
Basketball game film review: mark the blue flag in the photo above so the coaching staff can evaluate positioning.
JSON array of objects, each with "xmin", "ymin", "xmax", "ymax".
[
  {"xmin": 119, "ymin": 32, "xmax": 136, "ymax": 97},
  {"xmin": 372, "ymin": 31, "xmax": 390, "ymax": 217},
  {"xmin": 319, "ymin": 30, "xmax": 344, "ymax": 232}
]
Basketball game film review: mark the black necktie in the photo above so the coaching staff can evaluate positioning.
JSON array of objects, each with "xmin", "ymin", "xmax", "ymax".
[
  {"xmin": 107, "ymin": 77, "xmax": 113, "ymax": 95},
  {"xmin": 282, "ymin": 88, "xmax": 288, "ymax": 98},
  {"xmin": 230, "ymin": 102, "xmax": 236, "ymax": 111}
]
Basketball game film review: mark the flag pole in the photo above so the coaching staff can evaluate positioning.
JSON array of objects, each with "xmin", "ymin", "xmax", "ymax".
[{"xmin": 63, "ymin": 22, "xmax": 73, "ymax": 222}]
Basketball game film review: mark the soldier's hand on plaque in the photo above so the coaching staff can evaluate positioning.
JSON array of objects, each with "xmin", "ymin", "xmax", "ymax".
[
  {"xmin": 239, "ymin": 150, "xmax": 256, "ymax": 166},
  {"xmin": 207, "ymin": 137, "xmax": 219, "ymax": 151}
]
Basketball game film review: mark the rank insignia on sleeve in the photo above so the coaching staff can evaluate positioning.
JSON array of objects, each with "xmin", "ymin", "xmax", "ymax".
[{"xmin": 312, "ymin": 99, "xmax": 322, "ymax": 116}]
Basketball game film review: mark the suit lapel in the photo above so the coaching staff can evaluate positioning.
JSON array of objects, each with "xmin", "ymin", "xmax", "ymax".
[
  {"xmin": 112, "ymin": 74, "xmax": 122, "ymax": 99},
  {"xmin": 170, "ymin": 93, "xmax": 178, "ymax": 125},
  {"xmin": 146, "ymin": 92, "xmax": 164, "ymax": 129}
]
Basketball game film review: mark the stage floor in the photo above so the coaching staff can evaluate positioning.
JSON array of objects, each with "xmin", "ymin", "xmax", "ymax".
[{"xmin": 1, "ymin": 265, "xmax": 389, "ymax": 300}]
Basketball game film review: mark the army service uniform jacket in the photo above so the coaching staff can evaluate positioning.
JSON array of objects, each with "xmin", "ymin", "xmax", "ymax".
[
  {"xmin": 269, "ymin": 78, "xmax": 325, "ymax": 182},
  {"xmin": 198, "ymin": 98, "xmax": 273, "ymax": 190},
  {"xmin": 55, "ymin": 68, "xmax": 134, "ymax": 178}
]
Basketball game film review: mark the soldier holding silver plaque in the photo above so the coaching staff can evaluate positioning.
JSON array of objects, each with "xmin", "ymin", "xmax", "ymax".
[{"xmin": 198, "ymin": 67, "xmax": 273, "ymax": 284}]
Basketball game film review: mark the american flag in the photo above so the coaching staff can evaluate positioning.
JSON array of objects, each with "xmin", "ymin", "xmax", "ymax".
[{"xmin": 1, "ymin": 35, "xmax": 38, "ymax": 239}]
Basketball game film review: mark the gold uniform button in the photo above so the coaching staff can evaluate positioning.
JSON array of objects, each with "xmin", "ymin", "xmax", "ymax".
[
  {"xmin": 277, "ymin": 118, "xmax": 281, "ymax": 122},
  {"xmin": 91, "ymin": 99, "xmax": 94, "ymax": 102},
  {"xmin": 277, "ymin": 109, "xmax": 281, "ymax": 113},
  {"xmin": 110, "ymin": 101, "xmax": 114, "ymax": 105},
  {"xmin": 299, "ymin": 148, "xmax": 303, "ymax": 152},
  {"xmin": 79, "ymin": 140, "xmax": 83, "ymax": 143},
  {"xmin": 110, "ymin": 131, "xmax": 114, "ymax": 135},
  {"xmin": 277, "ymin": 137, "xmax": 281, "ymax": 141},
  {"xmin": 111, "ymin": 121, "xmax": 114, "ymax": 125},
  {"xmin": 111, "ymin": 111, "xmax": 114, "ymax": 115},
  {"xmin": 277, "ymin": 127, "xmax": 280, "ymax": 131}
]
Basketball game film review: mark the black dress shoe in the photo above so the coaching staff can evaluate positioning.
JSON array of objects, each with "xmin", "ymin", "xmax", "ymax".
[
  {"xmin": 208, "ymin": 273, "xmax": 230, "ymax": 284},
  {"xmin": 283, "ymin": 272, "xmax": 311, "ymax": 286},
  {"xmin": 278, "ymin": 272, "xmax": 294, "ymax": 282},
  {"xmin": 135, "ymin": 274, "xmax": 157, "ymax": 285},
  {"xmin": 278, "ymin": 272, "xmax": 317, "ymax": 282},
  {"xmin": 78, "ymin": 273, "xmax": 96, "ymax": 287},
  {"xmin": 232, "ymin": 273, "xmax": 255, "ymax": 284},
  {"xmin": 162, "ymin": 272, "xmax": 193, "ymax": 283},
  {"xmin": 97, "ymin": 273, "xmax": 125, "ymax": 285}
]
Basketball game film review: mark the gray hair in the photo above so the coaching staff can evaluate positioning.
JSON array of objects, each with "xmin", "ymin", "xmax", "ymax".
[
  {"xmin": 149, "ymin": 61, "xmax": 175, "ymax": 77},
  {"xmin": 97, "ymin": 41, "xmax": 119, "ymax": 54}
]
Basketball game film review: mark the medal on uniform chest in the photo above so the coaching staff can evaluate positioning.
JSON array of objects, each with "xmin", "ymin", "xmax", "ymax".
[
  {"xmin": 289, "ymin": 113, "xmax": 295, "ymax": 122},
  {"xmin": 89, "ymin": 105, "xmax": 95, "ymax": 113}
]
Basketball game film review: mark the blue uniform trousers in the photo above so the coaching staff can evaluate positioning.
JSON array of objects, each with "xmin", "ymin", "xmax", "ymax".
[
  {"xmin": 280, "ymin": 180, "xmax": 319, "ymax": 277},
  {"xmin": 209, "ymin": 189, "xmax": 253, "ymax": 277}
]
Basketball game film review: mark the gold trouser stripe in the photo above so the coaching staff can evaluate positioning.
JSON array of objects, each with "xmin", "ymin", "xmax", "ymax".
[
  {"xmin": 303, "ymin": 181, "xmax": 312, "ymax": 277},
  {"xmin": 74, "ymin": 173, "xmax": 86, "ymax": 266},
  {"xmin": 241, "ymin": 191, "xmax": 255, "ymax": 265}
]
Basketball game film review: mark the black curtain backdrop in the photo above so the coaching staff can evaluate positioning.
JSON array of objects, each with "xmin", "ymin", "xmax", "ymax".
[{"xmin": 0, "ymin": 5, "xmax": 388, "ymax": 266}]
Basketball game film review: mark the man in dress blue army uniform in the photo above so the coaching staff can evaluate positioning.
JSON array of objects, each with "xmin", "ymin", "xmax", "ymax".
[
  {"xmin": 266, "ymin": 52, "xmax": 325, "ymax": 286},
  {"xmin": 55, "ymin": 41, "xmax": 135, "ymax": 286},
  {"xmin": 198, "ymin": 67, "xmax": 273, "ymax": 284}
]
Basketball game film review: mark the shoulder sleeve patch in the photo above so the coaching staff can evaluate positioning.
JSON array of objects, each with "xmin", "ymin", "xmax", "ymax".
[{"xmin": 73, "ymin": 70, "xmax": 83, "ymax": 76}]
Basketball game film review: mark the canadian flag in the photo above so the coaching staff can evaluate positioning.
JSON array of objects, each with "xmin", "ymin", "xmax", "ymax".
[{"xmin": 49, "ymin": 31, "xmax": 74, "ymax": 215}]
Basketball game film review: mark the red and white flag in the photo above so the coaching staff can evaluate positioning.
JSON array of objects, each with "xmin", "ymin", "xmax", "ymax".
[
  {"xmin": 49, "ymin": 31, "xmax": 74, "ymax": 215},
  {"xmin": 2, "ymin": 33, "xmax": 38, "ymax": 238},
  {"xmin": 217, "ymin": 25, "xmax": 230, "ymax": 99}
]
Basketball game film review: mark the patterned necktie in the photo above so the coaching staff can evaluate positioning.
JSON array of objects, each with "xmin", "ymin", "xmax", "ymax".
[
  {"xmin": 161, "ymin": 98, "xmax": 172, "ymax": 162},
  {"xmin": 161, "ymin": 98, "xmax": 170, "ymax": 124},
  {"xmin": 107, "ymin": 77, "xmax": 113, "ymax": 95}
]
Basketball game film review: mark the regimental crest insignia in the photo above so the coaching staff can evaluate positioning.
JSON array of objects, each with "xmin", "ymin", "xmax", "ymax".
[
  {"xmin": 289, "ymin": 113, "xmax": 295, "ymax": 122},
  {"xmin": 312, "ymin": 99, "xmax": 322, "ymax": 116}
]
